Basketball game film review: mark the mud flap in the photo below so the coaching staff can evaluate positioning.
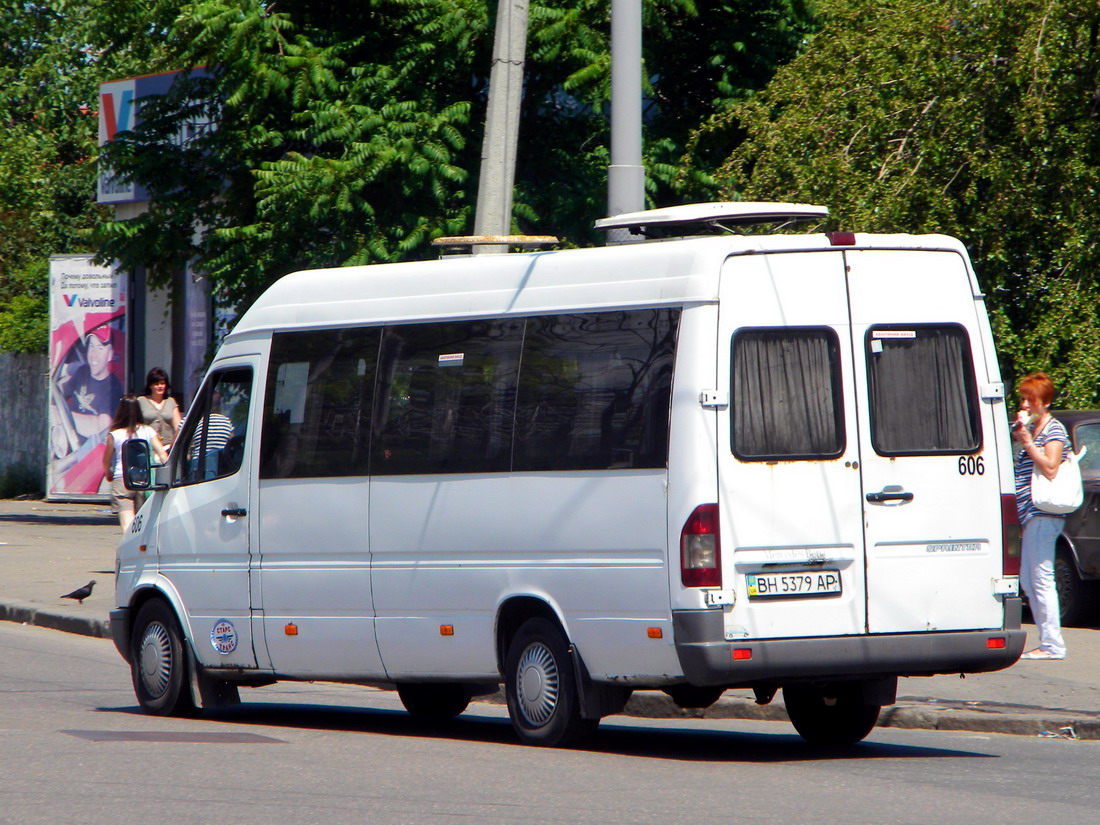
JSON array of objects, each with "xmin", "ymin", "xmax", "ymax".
[
  {"xmin": 186, "ymin": 644, "xmax": 241, "ymax": 710},
  {"xmin": 570, "ymin": 645, "xmax": 631, "ymax": 720},
  {"xmin": 861, "ymin": 676, "xmax": 898, "ymax": 706}
]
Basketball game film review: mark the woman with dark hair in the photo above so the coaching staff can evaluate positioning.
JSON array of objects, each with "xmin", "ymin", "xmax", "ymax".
[
  {"xmin": 137, "ymin": 367, "xmax": 182, "ymax": 448},
  {"xmin": 102, "ymin": 395, "xmax": 168, "ymax": 532},
  {"xmin": 1012, "ymin": 372, "xmax": 1070, "ymax": 660}
]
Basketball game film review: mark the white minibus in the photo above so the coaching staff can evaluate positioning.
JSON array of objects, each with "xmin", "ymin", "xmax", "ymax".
[{"xmin": 112, "ymin": 202, "xmax": 1024, "ymax": 747}]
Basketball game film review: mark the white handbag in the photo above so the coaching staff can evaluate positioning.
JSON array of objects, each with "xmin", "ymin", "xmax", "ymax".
[{"xmin": 1031, "ymin": 444, "xmax": 1086, "ymax": 515}]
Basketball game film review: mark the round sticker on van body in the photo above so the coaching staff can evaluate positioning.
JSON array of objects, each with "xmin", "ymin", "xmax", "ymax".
[{"xmin": 210, "ymin": 619, "xmax": 238, "ymax": 654}]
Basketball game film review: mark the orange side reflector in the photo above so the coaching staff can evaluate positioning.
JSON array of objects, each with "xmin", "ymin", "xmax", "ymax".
[
  {"xmin": 987, "ymin": 637, "xmax": 1006, "ymax": 649},
  {"xmin": 284, "ymin": 623, "xmax": 298, "ymax": 636},
  {"xmin": 139, "ymin": 545, "xmax": 147, "ymax": 553},
  {"xmin": 647, "ymin": 627, "xmax": 663, "ymax": 639},
  {"xmin": 732, "ymin": 648, "xmax": 753, "ymax": 660},
  {"xmin": 440, "ymin": 625, "xmax": 454, "ymax": 636}
]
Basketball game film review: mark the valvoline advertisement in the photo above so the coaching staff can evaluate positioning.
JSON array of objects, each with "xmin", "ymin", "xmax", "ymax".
[{"xmin": 47, "ymin": 255, "xmax": 126, "ymax": 500}]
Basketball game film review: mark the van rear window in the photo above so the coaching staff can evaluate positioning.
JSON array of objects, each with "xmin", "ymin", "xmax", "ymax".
[
  {"xmin": 731, "ymin": 328, "xmax": 844, "ymax": 461},
  {"xmin": 866, "ymin": 325, "xmax": 980, "ymax": 455}
]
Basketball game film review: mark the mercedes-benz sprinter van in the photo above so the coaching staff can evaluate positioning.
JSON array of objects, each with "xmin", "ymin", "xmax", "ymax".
[{"xmin": 111, "ymin": 203, "xmax": 1024, "ymax": 747}]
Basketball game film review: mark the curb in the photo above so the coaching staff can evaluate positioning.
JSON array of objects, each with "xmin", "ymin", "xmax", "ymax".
[
  {"xmin": 620, "ymin": 691, "xmax": 1100, "ymax": 740},
  {"xmin": 0, "ymin": 599, "xmax": 111, "ymax": 639},
  {"xmin": 4, "ymin": 601, "xmax": 1098, "ymax": 740}
]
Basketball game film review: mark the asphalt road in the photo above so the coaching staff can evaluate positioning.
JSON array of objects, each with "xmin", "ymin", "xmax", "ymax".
[
  {"xmin": 6, "ymin": 498, "xmax": 1100, "ymax": 740},
  {"xmin": 3, "ymin": 622, "xmax": 1099, "ymax": 825}
]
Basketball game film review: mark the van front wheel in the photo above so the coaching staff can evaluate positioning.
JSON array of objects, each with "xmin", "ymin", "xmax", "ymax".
[
  {"xmin": 504, "ymin": 617, "xmax": 597, "ymax": 747},
  {"xmin": 783, "ymin": 683, "xmax": 880, "ymax": 746},
  {"xmin": 131, "ymin": 599, "xmax": 197, "ymax": 717}
]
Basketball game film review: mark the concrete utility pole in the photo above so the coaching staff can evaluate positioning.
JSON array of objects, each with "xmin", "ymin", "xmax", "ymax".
[
  {"xmin": 607, "ymin": 0, "xmax": 644, "ymax": 240},
  {"xmin": 473, "ymin": 0, "xmax": 530, "ymax": 254}
]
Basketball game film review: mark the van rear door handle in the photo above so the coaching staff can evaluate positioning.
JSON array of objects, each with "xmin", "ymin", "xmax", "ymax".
[
  {"xmin": 866, "ymin": 489, "xmax": 913, "ymax": 503},
  {"xmin": 221, "ymin": 507, "xmax": 248, "ymax": 518}
]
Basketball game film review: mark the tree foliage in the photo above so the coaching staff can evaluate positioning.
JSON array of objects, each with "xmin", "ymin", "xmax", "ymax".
[
  {"xmin": 90, "ymin": 2, "xmax": 475, "ymax": 309},
  {"xmin": 690, "ymin": 0, "xmax": 1100, "ymax": 404},
  {"xmin": 0, "ymin": 0, "xmax": 156, "ymax": 352},
  {"xmin": 2, "ymin": 1, "xmax": 817, "ymax": 346},
  {"xmin": 92, "ymin": 0, "xmax": 819, "ymax": 309}
]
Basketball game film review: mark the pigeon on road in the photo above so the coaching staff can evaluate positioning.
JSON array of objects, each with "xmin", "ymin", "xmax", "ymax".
[{"xmin": 61, "ymin": 580, "xmax": 96, "ymax": 604}]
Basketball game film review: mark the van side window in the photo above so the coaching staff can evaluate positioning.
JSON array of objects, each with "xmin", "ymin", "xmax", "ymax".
[
  {"xmin": 731, "ymin": 328, "xmax": 844, "ymax": 461},
  {"xmin": 174, "ymin": 368, "xmax": 253, "ymax": 485},
  {"xmin": 372, "ymin": 319, "xmax": 523, "ymax": 475},
  {"xmin": 514, "ymin": 309, "xmax": 678, "ymax": 471},
  {"xmin": 260, "ymin": 328, "xmax": 380, "ymax": 479},
  {"xmin": 866, "ymin": 325, "xmax": 980, "ymax": 455}
]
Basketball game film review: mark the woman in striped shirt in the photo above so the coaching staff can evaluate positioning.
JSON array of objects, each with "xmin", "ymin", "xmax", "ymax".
[{"xmin": 1011, "ymin": 373, "xmax": 1069, "ymax": 660}]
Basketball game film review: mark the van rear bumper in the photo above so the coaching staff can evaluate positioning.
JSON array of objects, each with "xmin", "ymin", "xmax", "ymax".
[{"xmin": 672, "ymin": 599, "xmax": 1026, "ymax": 687}]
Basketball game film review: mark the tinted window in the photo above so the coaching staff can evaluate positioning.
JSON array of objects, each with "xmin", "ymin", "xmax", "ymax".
[
  {"xmin": 732, "ymin": 328, "xmax": 844, "ymax": 461},
  {"xmin": 513, "ymin": 309, "xmax": 678, "ymax": 471},
  {"xmin": 174, "ymin": 367, "xmax": 252, "ymax": 485},
  {"xmin": 1072, "ymin": 422, "xmax": 1100, "ymax": 480},
  {"xmin": 866, "ymin": 325, "xmax": 980, "ymax": 455},
  {"xmin": 372, "ymin": 319, "xmax": 523, "ymax": 474},
  {"xmin": 261, "ymin": 328, "xmax": 380, "ymax": 479}
]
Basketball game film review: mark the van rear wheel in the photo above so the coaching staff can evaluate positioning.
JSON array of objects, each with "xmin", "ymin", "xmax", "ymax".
[
  {"xmin": 131, "ymin": 599, "xmax": 198, "ymax": 717},
  {"xmin": 783, "ymin": 683, "xmax": 880, "ymax": 746},
  {"xmin": 396, "ymin": 684, "xmax": 471, "ymax": 720},
  {"xmin": 504, "ymin": 617, "xmax": 597, "ymax": 747}
]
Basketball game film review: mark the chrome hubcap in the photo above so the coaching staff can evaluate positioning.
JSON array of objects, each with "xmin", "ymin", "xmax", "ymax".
[
  {"xmin": 139, "ymin": 621, "xmax": 173, "ymax": 698},
  {"xmin": 516, "ymin": 641, "xmax": 558, "ymax": 726}
]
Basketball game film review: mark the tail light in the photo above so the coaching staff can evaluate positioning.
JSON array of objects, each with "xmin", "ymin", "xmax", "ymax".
[
  {"xmin": 1001, "ymin": 494, "xmax": 1021, "ymax": 577},
  {"xmin": 681, "ymin": 504, "xmax": 721, "ymax": 588}
]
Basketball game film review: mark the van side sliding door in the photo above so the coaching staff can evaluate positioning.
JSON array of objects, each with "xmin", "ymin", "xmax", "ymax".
[{"xmin": 255, "ymin": 328, "xmax": 385, "ymax": 678}]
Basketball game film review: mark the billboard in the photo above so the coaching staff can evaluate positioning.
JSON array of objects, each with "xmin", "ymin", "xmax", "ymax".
[
  {"xmin": 47, "ymin": 256, "xmax": 127, "ymax": 499},
  {"xmin": 97, "ymin": 76, "xmax": 141, "ymax": 203},
  {"xmin": 98, "ymin": 69, "xmax": 214, "ymax": 204}
]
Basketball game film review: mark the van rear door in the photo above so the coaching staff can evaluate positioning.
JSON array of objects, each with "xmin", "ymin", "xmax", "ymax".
[
  {"xmin": 845, "ymin": 248, "xmax": 1004, "ymax": 632},
  {"xmin": 716, "ymin": 250, "xmax": 867, "ymax": 640},
  {"xmin": 716, "ymin": 244, "xmax": 1003, "ymax": 642}
]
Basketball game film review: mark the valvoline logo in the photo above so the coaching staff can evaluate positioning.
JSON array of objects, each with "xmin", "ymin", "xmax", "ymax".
[
  {"xmin": 63, "ymin": 294, "xmax": 116, "ymax": 308},
  {"xmin": 99, "ymin": 84, "xmax": 135, "ymax": 142}
]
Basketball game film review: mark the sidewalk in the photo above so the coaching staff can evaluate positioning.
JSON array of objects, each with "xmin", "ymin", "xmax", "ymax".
[{"xmin": 3, "ymin": 497, "xmax": 1099, "ymax": 738}]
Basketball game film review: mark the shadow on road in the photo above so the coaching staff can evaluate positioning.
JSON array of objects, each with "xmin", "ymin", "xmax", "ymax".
[{"xmin": 95, "ymin": 701, "xmax": 996, "ymax": 763}]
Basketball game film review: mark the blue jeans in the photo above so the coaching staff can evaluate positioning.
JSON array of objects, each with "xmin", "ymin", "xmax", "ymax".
[{"xmin": 1020, "ymin": 515, "xmax": 1066, "ymax": 656}]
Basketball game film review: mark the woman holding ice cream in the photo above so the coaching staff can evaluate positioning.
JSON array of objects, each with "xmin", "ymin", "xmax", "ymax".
[{"xmin": 1011, "ymin": 372, "xmax": 1069, "ymax": 660}]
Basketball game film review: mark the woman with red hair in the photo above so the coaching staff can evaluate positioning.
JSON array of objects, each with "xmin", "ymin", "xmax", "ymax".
[{"xmin": 1011, "ymin": 372, "xmax": 1069, "ymax": 660}]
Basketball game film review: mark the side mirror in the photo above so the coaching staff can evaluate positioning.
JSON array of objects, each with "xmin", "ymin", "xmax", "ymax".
[{"xmin": 121, "ymin": 439, "xmax": 152, "ymax": 490}]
